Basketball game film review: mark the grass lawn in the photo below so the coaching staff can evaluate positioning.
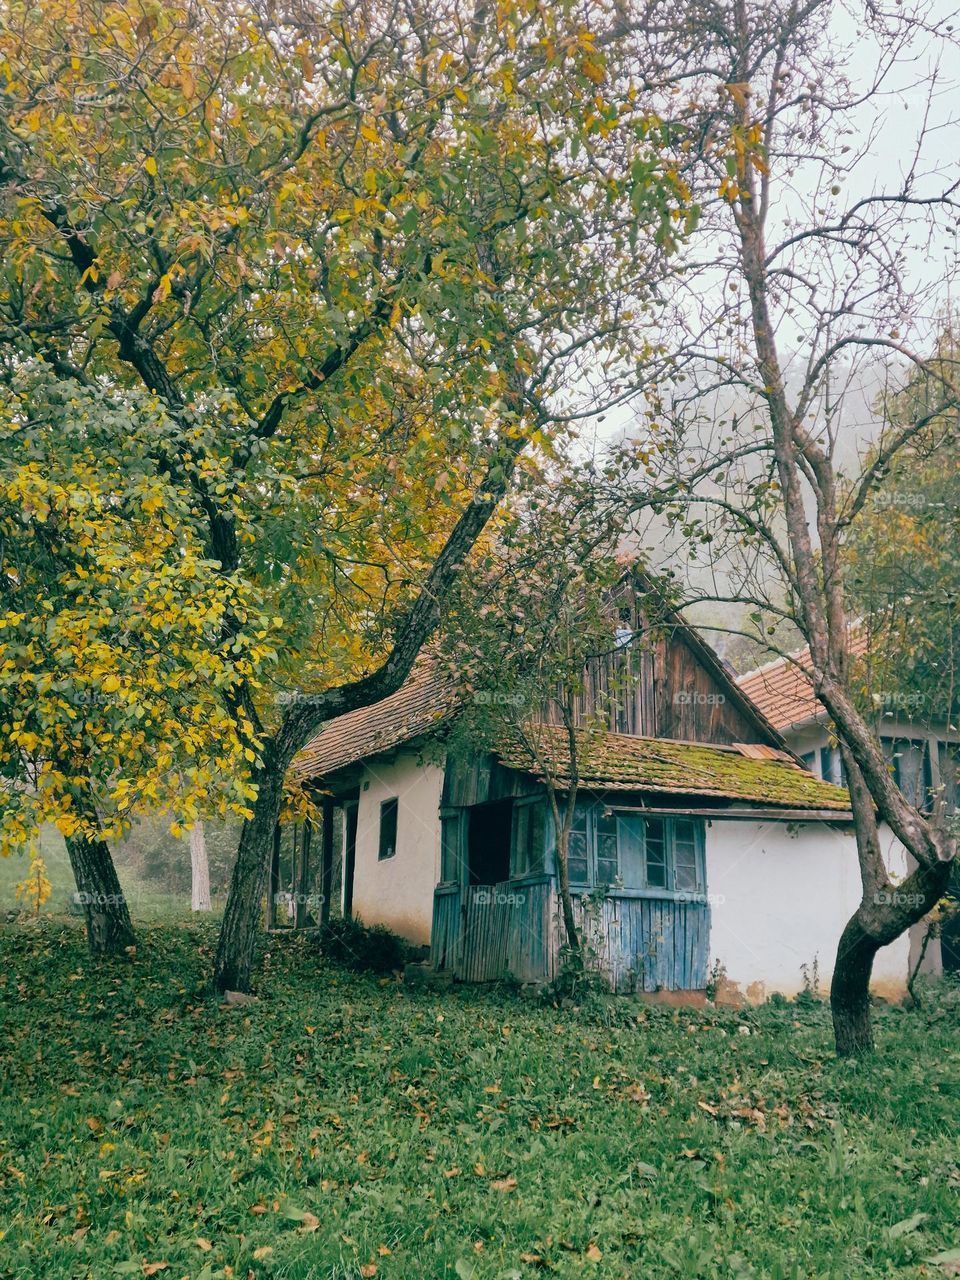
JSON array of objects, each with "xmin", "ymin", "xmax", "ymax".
[{"xmin": 1, "ymin": 922, "xmax": 960, "ymax": 1279}]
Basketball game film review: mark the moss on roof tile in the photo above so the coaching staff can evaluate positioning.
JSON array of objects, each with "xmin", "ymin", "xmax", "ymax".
[{"xmin": 497, "ymin": 726, "xmax": 850, "ymax": 810}]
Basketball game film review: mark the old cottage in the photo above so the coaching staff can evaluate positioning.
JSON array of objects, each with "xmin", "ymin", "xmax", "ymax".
[{"xmin": 294, "ymin": 604, "xmax": 919, "ymax": 1000}]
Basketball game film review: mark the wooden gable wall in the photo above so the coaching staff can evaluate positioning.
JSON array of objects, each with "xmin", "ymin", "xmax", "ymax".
[{"xmin": 543, "ymin": 577, "xmax": 781, "ymax": 750}]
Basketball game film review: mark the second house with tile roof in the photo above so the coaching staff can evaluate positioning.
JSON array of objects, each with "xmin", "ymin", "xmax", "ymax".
[{"xmin": 738, "ymin": 642, "xmax": 960, "ymax": 975}]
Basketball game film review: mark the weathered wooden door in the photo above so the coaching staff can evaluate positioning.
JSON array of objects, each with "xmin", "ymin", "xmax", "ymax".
[{"xmin": 431, "ymin": 877, "xmax": 557, "ymax": 983}]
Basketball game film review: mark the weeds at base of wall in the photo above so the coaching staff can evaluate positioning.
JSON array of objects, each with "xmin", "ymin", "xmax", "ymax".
[
  {"xmin": 542, "ymin": 885, "xmax": 616, "ymax": 1013},
  {"xmin": 316, "ymin": 916, "xmax": 409, "ymax": 975},
  {"xmin": 796, "ymin": 955, "xmax": 823, "ymax": 1007},
  {"xmin": 705, "ymin": 957, "xmax": 727, "ymax": 1003}
]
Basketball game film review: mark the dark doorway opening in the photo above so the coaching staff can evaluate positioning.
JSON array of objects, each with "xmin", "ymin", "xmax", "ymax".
[{"xmin": 468, "ymin": 799, "xmax": 513, "ymax": 885}]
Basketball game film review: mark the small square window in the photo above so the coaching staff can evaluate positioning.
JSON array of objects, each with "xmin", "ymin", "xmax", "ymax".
[{"xmin": 378, "ymin": 798, "xmax": 398, "ymax": 860}]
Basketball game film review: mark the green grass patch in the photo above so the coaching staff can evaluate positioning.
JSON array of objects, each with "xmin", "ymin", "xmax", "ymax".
[
  {"xmin": 0, "ymin": 830, "xmax": 223, "ymax": 922},
  {"xmin": 1, "ymin": 921, "xmax": 959, "ymax": 1279}
]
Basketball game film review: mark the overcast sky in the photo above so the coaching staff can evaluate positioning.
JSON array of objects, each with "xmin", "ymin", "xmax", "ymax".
[{"xmin": 582, "ymin": 1, "xmax": 960, "ymax": 666}]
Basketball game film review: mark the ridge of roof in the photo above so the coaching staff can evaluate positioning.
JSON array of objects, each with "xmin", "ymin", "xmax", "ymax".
[{"xmin": 294, "ymin": 574, "xmax": 802, "ymax": 784}]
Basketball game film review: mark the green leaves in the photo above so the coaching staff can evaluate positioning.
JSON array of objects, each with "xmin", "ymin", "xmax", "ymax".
[
  {"xmin": 844, "ymin": 353, "xmax": 960, "ymax": 726},
  {"xmin": 0, "ymin": 366, "xmax": 273, "ymax": 848}
]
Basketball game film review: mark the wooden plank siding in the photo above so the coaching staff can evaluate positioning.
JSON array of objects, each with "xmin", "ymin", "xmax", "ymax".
[
  {"xmin": 431, "ymin": 883, "xmax": 461, "ymax": 972},
  {"xmin": 573, "ymin": 895, "xmax": 710, "ymax": 993},
  {"xmin": 540, "ymin": 622, "xmax": 774, "ymax": 748},
  {"xmin": 431, "ymin": 877, "xmax": 557, "ymax": 984},
  {"xmin": 441, "ymin": 751, "xmax": 544, "ymax": 809},
  {"xmin": 431, "ymin": 881, "xmax": 708, "ymax": 992}
]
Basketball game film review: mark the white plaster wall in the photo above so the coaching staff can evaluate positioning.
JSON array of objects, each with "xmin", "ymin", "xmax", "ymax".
[
  {"xmin": 787, "ymin": 724, "xmax": 829, "ymax": 763},
  {"xmin": 707, "ymin": 818, "xmax": 912, "ymax": 1000},
  {"xmin": 350, "ymin": 752, "xmax": 444, "ymax": 946},
  {"xmin": 783, "ymin": 720, "xmax": 960, "ymax": 773}
]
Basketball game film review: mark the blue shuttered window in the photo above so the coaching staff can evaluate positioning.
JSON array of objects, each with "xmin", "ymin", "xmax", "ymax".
[{"xmin": 555, "ymin": 803, "xmax": 705, "ymax": 895}]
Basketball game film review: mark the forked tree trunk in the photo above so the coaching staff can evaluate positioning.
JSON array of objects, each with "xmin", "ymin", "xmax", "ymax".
[
  {"xmin": 212, "ymin": 416, "xmax": 531, "ymax": 992},
  {"xmin": 831, "ymin": 859, "xmax": 951, "ymax": 1056},
  {"xmin": 190, "ymin": 821, "xmax": 211, "ymax": 912},
  {"xmin": 213, "ymin": 752, "xmax": 286, "ymax": 993},
  {"xmin": 65, "ymin": 831, "xmax": 137, "ymax": 957}
]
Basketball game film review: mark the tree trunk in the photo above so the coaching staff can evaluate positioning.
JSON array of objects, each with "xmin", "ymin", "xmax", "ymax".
[
  {"xmin": 831, "ymin": 859, "xmax": 952, "ymax": 1056},
  {"xmin": 65, "ymin": 831, "xmax": 137, "ymax": 957},
  {"xmin": 210, "ymin": 410, "xmax": 532, "ymax": 990},
  {"xmin": 213, "ymin": 753, "xmax": 286, "ymax": 993},
  {"xmin": 830, "ymin": 917, "xmax": 881, "ymax": 1056},
  {"xmin": 554, "ymin": 825, "xmax": 582, "ymax": 959},
  {"xmin": 190, "ymin": 820, "xmax": 211, "ymax": 912}
]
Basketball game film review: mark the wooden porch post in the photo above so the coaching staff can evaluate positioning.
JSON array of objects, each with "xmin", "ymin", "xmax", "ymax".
[
  {"xmin": 320, "ymin": 798, "xmax": 334, "ymax": 924},
  {"xmin": 343, "ymin": 804, "xmax": 357, "ymax": 920},
  {"xmin": 294, "ymin": 820, "xmax": 312, "ymax": 929},
  {"xmin": 267, "ymin": 822, "xmax": 281, "ymax": 929}
]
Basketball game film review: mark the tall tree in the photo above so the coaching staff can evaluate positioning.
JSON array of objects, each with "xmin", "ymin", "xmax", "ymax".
[
  {"xmin": 844, "ymin": 337, "xmax": 960, "ymax": 729},
  {"xmin": 616, "ymin": 0, "xmax": 960, "ymax": 1053},
  {"xmin": 189, "ymin": 822, "xmax": 212, "ymax": 913},
  {"xmin": 0, "ymin": 0, "xmax": 685, "ymax": 987},
  {"xmin": 0, "ymin": 365, "xmax": 271, "ymax": 953}
]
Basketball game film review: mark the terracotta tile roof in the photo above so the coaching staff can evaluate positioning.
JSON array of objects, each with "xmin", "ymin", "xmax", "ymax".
[
  {"xmin": 736, "ymin": 633, "xmax": 869, "ymax": 732},
  {"xmin": 496, "ymin": 726, "xmax": 850, "ymax": 810},
  {"xmin": 736, "ymin": 651, "xmax": 820, "ymax": 732},
  {"xmin": 293, "ymin": 661, "xmax": 457, "ymax": 781},
  {"xmin": 294, "ymin": 669, "xmax": 848, "ymax": 810}
]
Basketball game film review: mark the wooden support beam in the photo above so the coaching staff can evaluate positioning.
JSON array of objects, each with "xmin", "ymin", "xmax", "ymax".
[
  {"xmin": 295, "ymin": 821, "xmax": 312, "ymax": 929},
  {"xmin": 343, "ymin": 803, "xmax": 357, "ymax": 920},
  {"xmin": 267, "ymin": 822, "xmax": 281, "ymax": 929},
  {"xmin": 320, "ymin": 798, "xmax": 334, "ymax": 924}
]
